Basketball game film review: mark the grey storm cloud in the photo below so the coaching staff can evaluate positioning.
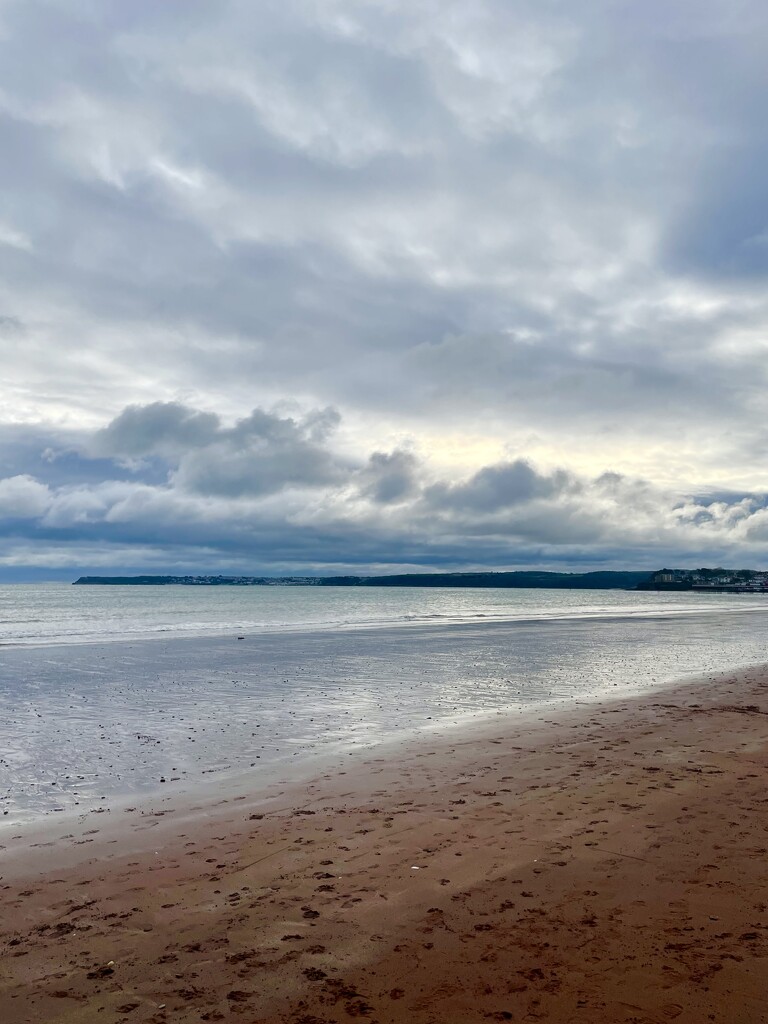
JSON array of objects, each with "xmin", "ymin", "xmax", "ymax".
[
  {"xmin": 426, "ymin": 459, "xmax": 574, "ymax": 513},
  {"xmin": 173, "ymin": 407, "xmax": 347, "ymax": 499},
  {"xmin": 2, "ymin": 1, "xmax": 768, "ymax": 574},
  {"xmin": 91, "ymin": 401, "xmax": 348, "ymax": 498},
  {"xmin": 91, "ymin": 402, "xmax": 221, "ymax": 457},
  {"xmin": 360, "ymin": 449, "xmax": 421, "ymax": 505}
]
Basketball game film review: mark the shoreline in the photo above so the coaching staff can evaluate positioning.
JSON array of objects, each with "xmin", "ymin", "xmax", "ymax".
[
  {"xmin": 2, "ymin": 650, "xmax": 763, "ymax": 852},
  {"xmin": 2, "ymin": 665, "xmax": 767, "ymax": 1022},
  {"xmin": 5, "ymin": 608, "xmax": 768, "ymax": 829}
]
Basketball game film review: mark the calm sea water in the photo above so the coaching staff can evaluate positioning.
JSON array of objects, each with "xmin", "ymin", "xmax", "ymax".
[
  {"xmin": 1, "ymin": 584, "xmax": 768, "ymax": 827},
  {"xmin": 1, "ymin": 581, "xmax": 767, "ymax": 645}
]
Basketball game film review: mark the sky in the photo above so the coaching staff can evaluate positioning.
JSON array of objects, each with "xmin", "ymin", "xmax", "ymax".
[{"xmin": 2, "ymin": 0, "xmax": 768, "ymax": 579}]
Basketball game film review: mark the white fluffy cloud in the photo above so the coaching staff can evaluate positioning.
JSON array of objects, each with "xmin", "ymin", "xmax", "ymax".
[{"xmin": 0, "ymin": 474, "xmax": 51, "ymax": 518}]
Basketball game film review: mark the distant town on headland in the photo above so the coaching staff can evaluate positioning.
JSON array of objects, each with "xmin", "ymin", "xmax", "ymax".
[
  {"xmin": 636, "ymin": 568, "xmax": 768, "ymax": 592},
  {"xmin": 73, "ymin": 568, "xmax": 768, "ymax": 592}
]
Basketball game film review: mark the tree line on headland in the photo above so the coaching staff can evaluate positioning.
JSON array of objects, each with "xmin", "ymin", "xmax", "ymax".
[
  {"xmin": 74, "ymin": 571, "xmax": 647, "ymax": 588},
  {"xmin": 71, "ymin": 568, "xmax": 768, "ymax": 591}
]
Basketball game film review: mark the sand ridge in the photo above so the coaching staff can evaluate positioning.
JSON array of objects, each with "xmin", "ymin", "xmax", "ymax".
[{"xmin": 1, "ymin": 669, "xmax": 767, "ymax": 1023}]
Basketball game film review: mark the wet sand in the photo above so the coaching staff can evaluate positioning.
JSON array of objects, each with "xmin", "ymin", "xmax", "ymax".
[{"xmin": 1, "ymin": 666, "xmax": 767, "ymax": 1023}]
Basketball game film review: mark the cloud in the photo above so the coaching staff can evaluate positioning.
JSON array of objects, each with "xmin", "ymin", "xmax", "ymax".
[
  {"xmin": 2, "ymin": 400, "xmax": 768, "ymax": 574},
  {"xmin": 87, "ymin": 401, "xmax": 350, "ymax": 497},
  {"xmin": 360, "ymin": 449, "xmax": 420, "ymax": 504},
  {"xmin": 2, "ymin": 3, "xmax": 768, "ymax": 572},
  {"xmin": 0, "ymin": 474, "xmax": 51, "ymax": 518},
  {"xmin": 171, "ymin": 405, "xmax": 348, "ymax": 498},
  {"xmin": 426, "ymin": 459, "xmax": 574, "ymax": 513},
  {"xmin": 90, "ymin": 401, "xmax": 220, "ymax": 457}
]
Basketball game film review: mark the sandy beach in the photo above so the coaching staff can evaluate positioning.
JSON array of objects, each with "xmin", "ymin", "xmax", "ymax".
[{"xmin": 1, "ymin": 666, "xmax": 767, "ymax": 1024}]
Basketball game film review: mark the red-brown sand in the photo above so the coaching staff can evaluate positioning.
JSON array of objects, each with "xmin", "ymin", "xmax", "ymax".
[{"xmin": 1, "ymin": 667, "xmax": 767, "ymax": 1024}]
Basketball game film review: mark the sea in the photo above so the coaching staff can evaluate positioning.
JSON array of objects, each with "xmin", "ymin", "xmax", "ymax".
[{"xmin": 1, "ymin": 583, "xmax": 767, "ymax": 826}]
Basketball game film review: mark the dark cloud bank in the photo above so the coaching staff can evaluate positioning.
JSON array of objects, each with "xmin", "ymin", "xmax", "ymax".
[
  {"xmin": 1, "ymin": 2, "xmax": 768, "ymax": 576},
  {"xmin": 1, "ymin": 401, "xmax": 767, "ymax": 579}
]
